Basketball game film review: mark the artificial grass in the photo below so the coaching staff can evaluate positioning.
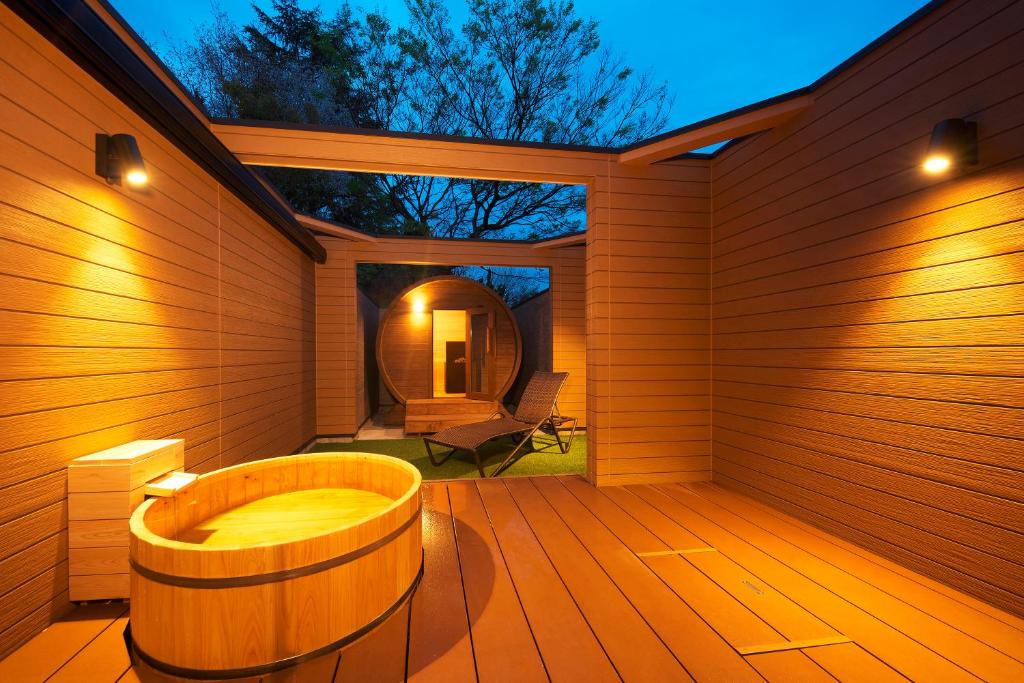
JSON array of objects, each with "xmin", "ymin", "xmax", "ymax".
[{"xmin": 309, "ymin": 432, "xmax": 585, "ymax": 480}]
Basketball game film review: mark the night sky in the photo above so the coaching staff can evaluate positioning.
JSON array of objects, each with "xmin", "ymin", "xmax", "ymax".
[{"xmin": 112, "ymin": 0, "xmax": 929, "ymax": 135}]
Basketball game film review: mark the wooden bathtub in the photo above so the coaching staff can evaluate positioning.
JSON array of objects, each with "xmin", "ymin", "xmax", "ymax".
[{"xmin": 127, "ymin": 452, "xmax": 422, "ymax": 679}]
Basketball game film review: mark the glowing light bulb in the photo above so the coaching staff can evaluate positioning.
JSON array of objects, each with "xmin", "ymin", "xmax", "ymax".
[
  {"xmin": 922, "ymin": 154, "xmax": 951, "ymax": 174},
  {"xmin": 411, "ymin": 297, "xmax": 426, "ymax": 314},
  {"xmin": 125, "ymin": 169, "xmax": 149, "ymax": 186}
]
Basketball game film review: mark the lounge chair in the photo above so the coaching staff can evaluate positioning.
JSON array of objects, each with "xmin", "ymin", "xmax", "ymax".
[{"xmin": 423, "ymin": 371, "xmax": 576, "ymax": 477}]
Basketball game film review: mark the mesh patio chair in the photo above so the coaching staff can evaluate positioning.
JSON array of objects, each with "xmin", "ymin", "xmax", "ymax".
[{"xmin": 423, "ymin": 371, "xmax": 576, "ymax": 477}]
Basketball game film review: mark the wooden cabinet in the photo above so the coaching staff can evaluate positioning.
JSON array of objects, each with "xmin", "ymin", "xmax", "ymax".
[{"xmin": 67, "ymin": 440, "xmax": 184, "ymax": 601}]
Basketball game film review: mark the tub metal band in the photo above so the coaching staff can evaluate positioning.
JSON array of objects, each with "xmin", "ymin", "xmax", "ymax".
[
  {"xmin": 127, "ymin": 557, "xmax": 424, "ymax": 680},
  {"xmin": 130, "ymin": 503, "xmax": 421, "ymax": 588}
]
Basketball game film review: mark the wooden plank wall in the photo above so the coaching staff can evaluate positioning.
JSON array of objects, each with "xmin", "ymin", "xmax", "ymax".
[
  {"xmin": 551, "ymin": 246, "xmax": 587, "ymax": 429},
  {"xmin": 510, "ymin": 291, "xmax": 552, "ymax": 406},
  {"xmin": 354, "ymin": 288, "xmax": 378, "ymax": 428},
  {"xmin": 0, "ymin": 5, "xmax": 316, "ymax": 656},
  {"xmin": 315, "ymin": 238, "xmax": 586, "ymax": 435},
  {"xmin": 709, "ymin": 0, "xmax": 1024, "ymax": 616},
  {"xmin": 588, "ymin": 161, "xmax": 712, "ymax": 486}
]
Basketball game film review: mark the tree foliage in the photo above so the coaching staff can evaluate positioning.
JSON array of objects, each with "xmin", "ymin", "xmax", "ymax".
[
  {"xmin": 170, "ymin": 0, "xmax": 670, "ymax": 298},
  {"xmin": 169, "ymin": 1, "xmax": 398, "ymax": 230},
  {"xmin": 170, "ymin": 0, "xmax": 670, "ymax": 240},
  {"xmin": 360, "ymin": 0, "xmax": 670, "ymax": 239}
]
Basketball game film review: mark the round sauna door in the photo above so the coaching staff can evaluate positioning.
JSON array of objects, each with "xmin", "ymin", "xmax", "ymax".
[{"xmin": 376, "ymin": 276, "xmax": 522, "ymax": 404}]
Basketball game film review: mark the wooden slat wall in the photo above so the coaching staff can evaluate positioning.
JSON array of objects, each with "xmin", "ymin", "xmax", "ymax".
[
  {"xmin": 709, "ymin": 0, "xmax": 1024, "ymax": 616},
  {"xmin": 0, "ymin": 5, "xmax": 316, "ymax": 656},
  {"xmin": 551, "ymin": 246, "xmax": 587, "ymax": 424},
  {"xmin": 588, "ymin": 161, "xmax": 712, "ymax": 486},
  {"xmin": 510, "ymin": 291, "xmax": 552, "ymax": 406},
  {"xmin": 354, "ymin": 289, "xmax": 378, "ymax": 428},
  {"xmin": 315, "ymin": 238, "xmax": 586, "ymax": 435}
]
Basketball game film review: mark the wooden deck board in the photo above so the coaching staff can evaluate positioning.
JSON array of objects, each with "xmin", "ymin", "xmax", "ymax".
[
  {"xmin": 48, "ymin": 615, "xmax": 132, "ymax": 682},
  {"xmin": 2, "ymin": 477, "xmax": 1021, "ymax": 682},
  {"xmin": 690, "ymin": 481, "xmax": 1024, "ymax": 656},
  {"xmin": 446, "ymin": 481, "xmax": 547, "ymax": 682},
  {"xmin": 473, "ymin": 479, "xmax": 618, "ymax": 683},
  {"xmin": 744, "ymin": 650, "xmax": 836, "ymax": 682},
  {"xmin": 0, "ymin": 603, "xmax": 126, "ymax": 682},
  {"xmin": 502, "ymin": 477, "xmax": 691, "ymax": 681},
  {"xmin": 667, "ymin": 483, "xmax": 1024, "ymax": 681},
  {"xmin": 685, "ymin": 549, "xmax": 839, "ymax": 642},
  {"xmin": 544, "ymin": 477, "xmax": 761, "ymax": 681},
  {"xmin": 628, "ymin": 484, "xmax": 978, "ymax": 682},
  {"xmin": 802, "ymin": 642, "xmax": 908, "ymax": 683},
  {"xmin": 406, "ymin": 484, "xmax": 477, "ymax": 682}
]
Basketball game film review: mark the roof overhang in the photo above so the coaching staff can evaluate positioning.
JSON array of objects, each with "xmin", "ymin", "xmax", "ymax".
[
  {"xmin": 302, "ymin": 213, "xmax": 587, "ymax": 248},
  {"xmin": 297, "ymin": 214, "xmax": 379, "ymax": 242},
  {"xmin": 210, "ymin": 119, "xmax": 612, "ymax": 185},
  {"xmin": 618, "ymin": 91, "xmax": 814, "ymax": 166},
  {"xmin": 532, "ymin": 233, "xmax": 586, "ymax": 249}
]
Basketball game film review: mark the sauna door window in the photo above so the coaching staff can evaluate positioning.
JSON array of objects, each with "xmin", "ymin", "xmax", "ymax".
[{"xmin": 432, "ymin": 310, "xmax": 467, "ymax": 397}]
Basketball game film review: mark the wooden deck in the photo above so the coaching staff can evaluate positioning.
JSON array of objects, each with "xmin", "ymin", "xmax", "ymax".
[{"xmin": 2, "ymin": 477, "xmax": 1022, "ymax": 682}]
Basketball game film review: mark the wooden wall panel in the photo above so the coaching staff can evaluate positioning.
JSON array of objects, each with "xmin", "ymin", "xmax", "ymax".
[
  {"xmin": 550, "ymin": 248, "xmax": 587, "ymax": 424},
  {"xmin": 587, "ymin": 161, "xmax": 712, "ymax": 486},
  {"xmin": 709, "ymin": 0, "xmax": 1024, "ymax": 616},
  {"xmin": 0, "ymin": 5, "xmax": 316, "ymax": 656},
  {"xmin": 354, "ymin": 289, "xmax": 379, "ymax": 428},
  {"xmin": 511, "ymin": 291, "xmax": 553, "ymax": 406},
  {"xmin": 315, "ymin": 239, "xmax": 586, "ymax": 435}
]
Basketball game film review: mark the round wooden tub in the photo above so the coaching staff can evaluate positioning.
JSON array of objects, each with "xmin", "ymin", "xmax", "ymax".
[{"xmin": 128, "ymin": 452, "xmax": 422, "ymax": 679}]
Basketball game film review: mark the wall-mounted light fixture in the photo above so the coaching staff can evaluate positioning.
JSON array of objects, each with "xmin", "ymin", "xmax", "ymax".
[
  {"xmin": 411, "ymin": 296, "xmax": 427, "ymax": 315},
  {"xmin": 96, "ymin": 133, "xmax": 148, "ymax": 187},
  {"xmin": 923, "ymin": 118, "xmax": 977, "ymax": 175}
]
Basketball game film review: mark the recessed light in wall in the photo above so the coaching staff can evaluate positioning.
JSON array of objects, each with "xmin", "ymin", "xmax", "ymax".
[
  {"xmin": 923, "ymin": 118, "xmax": 977, "ymax": 175},
  {"xmin": 96, "ymin": 133, "xmax": 148, "ymax": 187}
]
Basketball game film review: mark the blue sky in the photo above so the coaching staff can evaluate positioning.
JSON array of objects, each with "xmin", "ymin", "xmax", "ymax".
[{"xmin": 113, "ymin": 0, "xmax": 929, "ymax": 134}]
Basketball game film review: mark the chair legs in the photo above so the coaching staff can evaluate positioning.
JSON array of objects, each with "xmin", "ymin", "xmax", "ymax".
[
  {"xmin": 423, "ymin": 438, "xmax": 452, "ymax": 467},
  {"xmin": 547, "ymin": 416, "xmax": 577, "ymax": 454},
  {"xmin": 423, "ymin": 439, "xmax": 486, "ymax": 478},
  {"xmin": 489, "ymin": 426, "xmax": 541, "ymax": 477}
]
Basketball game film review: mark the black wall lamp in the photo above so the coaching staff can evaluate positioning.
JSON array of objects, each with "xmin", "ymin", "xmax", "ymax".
[
  {"xmin": 96, "ymin": 133, "xmax": 148, "ymax": 187},
  {"xmin": 922, "ymin": 118, "xmax": 977, "ymax": 175}
]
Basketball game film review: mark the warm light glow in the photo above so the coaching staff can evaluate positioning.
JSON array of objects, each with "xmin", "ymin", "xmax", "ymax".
[
  {"xmin": 125, "ymin": 169, "xmax": 149, "ymax": 186},
  {"xmin": 96, "ymin": 133, "xmax": 148, "ymax": 189},
  {"xmin": 432, "ymin": 310, "xmax": 467, "ymax": 397},
  {"xmin": 923, "ymin": 154, "xmax": 951, "ymax": 174},
  {"xmin": 411, "ymin": 296, "xmax": 427, "ymax": 314}
]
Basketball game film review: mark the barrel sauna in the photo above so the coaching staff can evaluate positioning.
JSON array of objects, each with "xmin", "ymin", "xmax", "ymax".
[{"xmin": 127, "ymin": 453, "xmax": 422, "ymax": 678}]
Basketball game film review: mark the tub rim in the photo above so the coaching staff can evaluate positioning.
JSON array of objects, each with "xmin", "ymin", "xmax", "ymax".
[{"xmin": 129, "ymin": 451, "xmax": 421, "ymax": 575}]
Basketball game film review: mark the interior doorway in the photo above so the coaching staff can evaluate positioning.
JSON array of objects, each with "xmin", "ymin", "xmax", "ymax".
[{"xmin": 432, "ymin": 309, "xmax": 466, "ymax": 397}]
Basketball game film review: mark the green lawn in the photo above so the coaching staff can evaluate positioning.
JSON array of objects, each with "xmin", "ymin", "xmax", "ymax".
[{"xmin": 309, "ymin": 431, "xmax": 585, "ymax": 480}]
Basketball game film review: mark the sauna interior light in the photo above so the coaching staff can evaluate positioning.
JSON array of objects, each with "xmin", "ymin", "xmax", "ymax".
[
  {"xmin": 96, "ymin": 133, "xmax": 148, "ymax": 187},
  {"xmin": 411, "ymin": 297, "xmax": 426, "ymax": 314},
  {"xmin": 923, "ymin": 118, "xmax": 976, "ymax": 175}
]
